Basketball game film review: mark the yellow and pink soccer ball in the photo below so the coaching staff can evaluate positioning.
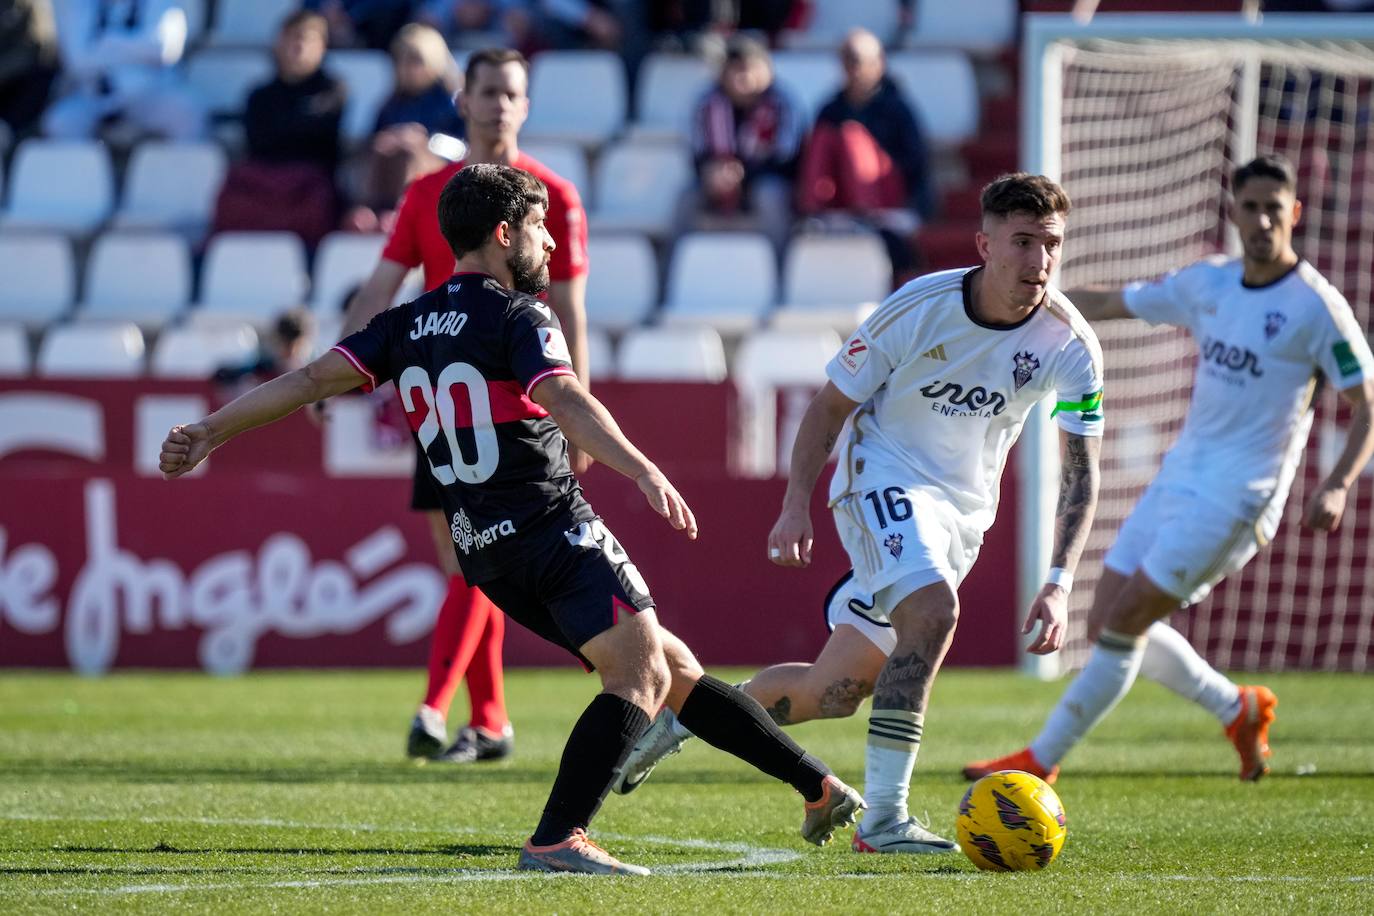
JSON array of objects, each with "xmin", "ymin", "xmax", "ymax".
[{"xmin": 956, "ymin": 770, "xmax": 1067, "ymax": 871}]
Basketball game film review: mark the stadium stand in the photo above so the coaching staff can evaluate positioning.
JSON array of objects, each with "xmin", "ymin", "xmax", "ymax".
[
  {"xmin": 586, "ymin": 327, "xmax": 615, "ymax": 381},
  {"xmin": 114, "ymin": 141, "xmax": 228, "ymax": 235},
  {"xmin": 523, "ymin": 50, "xmax": 627, "ymax": 148},
  {"xmin": 2, "ymin": 140, "xmax": 114, "ymax": 234},
  {"xmin": 0, "ymin": 234, "xmax": 75, "ymax": 328},
  {"xmin": 617, "ymin": 326, "xmax": 727, "ymax": 382},
  {"xmin": 195, "ymin": 231, "xmax": 309, "ymax": 325},
  {"xmin": 589, "ymin": 140, "xmax": 693, "ymax": 238},
  {"xmin": 330, "ymin": 49, "xmax": 395, "ymax": 143},
  {"xmin": 732, "ymin": 328, "xmax": 842, "ymax": 390},
  {"xmin": 310, "ymin": 231, "xmax": 386, "ymax": 314},
  {"xmin": 630, "ymin": 53, "xmax": 715, "ymax": 142},
  {"xmin": 784, "ymin": 0, "xmax": 903, "ymax": 49},
  {"xmin": 770, "ymin": 51, "xmax": 841, "ymax": 121},
  {"xmin": 184, "ymin": 49, "xmax": 275, "ymax": 118},
  {"xmin": 78, "ymin": 233, "xmax": 193, "ymax": 327},
  {"xmin": 150, "ymin": 323, "xmax": 260, "ymax": 379},
  {"xmin": 36, "ymin": 323, "xmax": 146, "ymax": 378},
  {"xmin": 660, "ymin": 231, "xmax": 777, "ymax": 333},
  {"xmin": 206, "ymin": 0, "xmax": 298, "ymax": 48},
  {"xmin": 585, "ymin": 234, "xmax": 659, "ymax": 332},
  {"xmin": 772, "ymin": 233, "xmax": 889, "ymax": 332},
  {"xmin": 885, "ymin": 51, "xmax": 980, "ymax": 149},
  {"xmin": 519, "ymin": 140, "xmax": 590, "ymax": 202},
  {"xmin": 0, "ymin": 325, "xmax": 29, "ymax": 376},
  {"xmin": 904, "ymin": 0, "xmax": 1019, "ymax": 54}
]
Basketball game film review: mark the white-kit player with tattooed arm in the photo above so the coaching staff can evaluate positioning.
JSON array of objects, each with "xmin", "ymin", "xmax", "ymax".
[
  {"xmin": 966, "ymin": 154, "xmax": 1374, "ymax": 785},
  {"xmin": 614, "ymin": 173, "xmax": 1106, "ymax": 855}
]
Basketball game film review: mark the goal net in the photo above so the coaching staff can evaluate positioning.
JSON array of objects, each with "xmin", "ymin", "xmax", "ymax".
[{"xmin": 1025, "ymin": 15, "xmax": 1374, "ymax": 672}]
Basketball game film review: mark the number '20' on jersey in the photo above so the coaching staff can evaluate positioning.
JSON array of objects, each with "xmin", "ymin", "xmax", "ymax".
[{"xmin": 333, "ymin": 271, "xmax": 594, "ymax": 584}]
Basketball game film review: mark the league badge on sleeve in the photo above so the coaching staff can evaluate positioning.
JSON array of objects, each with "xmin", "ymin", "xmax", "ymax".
[
  {"xmin": 539, "ymin": 327, "xmax": 571, "ymax": 363},
  {"xmin": 840, "ymin": 334, "xmax": 870, "ymax": 376}
]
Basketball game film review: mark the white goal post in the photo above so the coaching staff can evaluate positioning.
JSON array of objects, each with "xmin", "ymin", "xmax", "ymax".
[{"xmin": 1019, "ymin": 13, "xmax": 1374, "ymax": 677}]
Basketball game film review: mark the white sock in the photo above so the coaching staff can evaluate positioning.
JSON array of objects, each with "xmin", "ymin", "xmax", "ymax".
[
  {"xmin": 862, "ymin": 710, "xmax": 924, "ymax": 830},
  {"xmin": 1029, "ymin": 630, "xmax": 1146, "ymax": 768},
  {"xmin": 1139, "ymin": 622, "xmax": 1242, "ymax": 724}
]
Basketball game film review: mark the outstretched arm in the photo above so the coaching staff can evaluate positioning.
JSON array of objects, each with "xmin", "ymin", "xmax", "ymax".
[
  {"xmin": 768, "ymin": 382, "xmax": 861, "ymax": 568},
  {"xmin": 159, "ymin": 352, "xmax": 367, "ymax": 478},
  {"xmin": 1304, "ymin": 378, "xmax": 1374, "ymax": 532},
  {"xmin": 530, "ymin": 374, "xmax": 696, "ymax": 538},
  {"xmin": 1064, "ymin": 286, "xmax": 1133, "ymax": 322},
  {"xmin": 1023, "ymin": 431, "xmax": 1102, "ymax": 654}
]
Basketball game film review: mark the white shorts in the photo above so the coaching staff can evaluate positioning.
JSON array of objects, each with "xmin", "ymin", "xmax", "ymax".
[
  {"xmin": 1103, "ymin": 478, "xmax": 1273, "ymax": 606},
  {"xmin": 828, "ymin": 484, "xmax": 981, "ymax": 652}
]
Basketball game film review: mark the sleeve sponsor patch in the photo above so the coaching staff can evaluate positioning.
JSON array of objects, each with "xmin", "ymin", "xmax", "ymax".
[
  {"xmin": 839, "ymin": 334, "xmax": 870, "ymax": 376},
  {"xmin": 1333, "ymin": 340, "xmax": 1361, "ymax": 377},
  {"xmin": 539, "ymin": 327, "xmax": 571, "ymax": 363}
]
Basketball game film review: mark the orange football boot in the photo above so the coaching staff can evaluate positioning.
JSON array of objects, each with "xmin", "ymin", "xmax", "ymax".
[
  {"xmin": 1225, "ymin": 685, "xmax": 1277, "ymax": 781},
  {"xmin": 962, "ymin": 747, "xmax": 1060, "ymax": 785}
]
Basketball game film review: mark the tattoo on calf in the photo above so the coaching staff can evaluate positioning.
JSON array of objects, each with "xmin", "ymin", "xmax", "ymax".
[
  {"xmin": 765, "ymin": 696, "xmax": 792, "ymax": 726},
  {"xmin": 871, "ymin": 650, "xmax": 933, "ymax": 711},
  {"xmin": 818, "ymin": 678, "xmax": 870, "ymax": 718}
]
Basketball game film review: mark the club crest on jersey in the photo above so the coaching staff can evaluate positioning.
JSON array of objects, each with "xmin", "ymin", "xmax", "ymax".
[
  {"xmin": 1264, "ymin": 311, "xmax": 1286, "ymax": 340},
  {"xmin": 884, "ymin": 532, "xmax": 904, "ymax": 559},
  {"xmin": 1012, "ymin": 351, "xmax": 1040, "ymax": 391},
  {"xmin": 840, "ymin": 335, "xmax": 870, "ymax": 376}
]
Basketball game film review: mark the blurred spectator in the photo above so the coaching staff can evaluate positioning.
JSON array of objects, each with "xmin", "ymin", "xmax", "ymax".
[
  {"xmin": 344, "ymin": 22, "xmax": 464, "ymax": 233},
  {"xmin": 530, "ymin": 0, "xmax": 623, "ymax": 51},
  {"xmin": 796, "ymin": 28, "xmax": 934, "ymax": 281},
  {"xmin": 43, "ymin": 0, "xmax": 206, "ymax": 141},
  {"xmin": 649, "ymin": 0, "xmax": 800, "ymax": 50},
  {"xmin": 686, "ymin": 34, "xmax": 804, "ymax": 253},
  {"xmin": 0, "ymin": 0, "xmax": 59, "ymax": 136},
  {"xmin": 211, "ymin": 10, "xmax": 345, "ymax": 248},
  {"xmin": 213, "ymin": 307, "xmax": 317, "ymax": 391},
  {"xmin": 418, "ymin": 0, "xmax": 534, "ymax": 50},
  {"xmin": 303, "ymin": 0, "xmax": 415, "ymax": 50}
]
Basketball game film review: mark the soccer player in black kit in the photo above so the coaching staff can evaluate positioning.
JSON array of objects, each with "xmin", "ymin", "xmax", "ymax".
[{"xmin": 158, "ymin": 163, "xmax": 864, "ymax": 876}]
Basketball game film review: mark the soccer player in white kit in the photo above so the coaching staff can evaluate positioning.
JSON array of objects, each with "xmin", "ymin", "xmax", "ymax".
[
  {"xmin": 614, "ymin": 173, "xmax": 1107, "ymax": 853},
  {"xmin": 965, "ymin": 155, "xmax": 1374, "ymax": 785}
]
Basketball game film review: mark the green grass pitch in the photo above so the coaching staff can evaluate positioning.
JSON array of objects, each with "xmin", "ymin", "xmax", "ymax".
[{"xmin": 2, "ymin": 668, "xmax": 1372, "ymax": 913}]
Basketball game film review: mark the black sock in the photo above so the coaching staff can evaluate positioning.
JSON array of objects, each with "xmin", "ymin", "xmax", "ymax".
[
  {"xmin": 675, "ymin": 674, "xmax": 831, "ymax": 802},
  {"xmin": 531, "ymin": 693, "xmax": 650, "ymax": 846}
]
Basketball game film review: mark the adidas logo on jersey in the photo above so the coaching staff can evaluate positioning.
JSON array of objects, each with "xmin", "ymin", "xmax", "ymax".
[{"xmin": 921, "ymin": 345, "xmax": 948, "ymax": 361}]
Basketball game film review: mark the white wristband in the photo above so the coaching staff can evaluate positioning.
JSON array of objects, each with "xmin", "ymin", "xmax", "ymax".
[{"xmin": 1045, "ymin": 567, "xmax": 1073, "ymax": 593}]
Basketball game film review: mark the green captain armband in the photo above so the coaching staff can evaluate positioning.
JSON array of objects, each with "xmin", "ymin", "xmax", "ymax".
[{"xmin": 1051, "ymin": 389, "xmax": 1103, "ymax": 418}]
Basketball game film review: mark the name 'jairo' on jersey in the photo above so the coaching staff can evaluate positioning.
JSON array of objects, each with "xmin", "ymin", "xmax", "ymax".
[
  {"xmin": 826, "ymin": 267, "xmax": 1105, "ymax": 535},
  {"xmin": 333, "ymin": 272, "xmax": 594, "ymax": 585},
  {"xmin": 1123, "ymin": 256, "xmax": 1374, "ymax": 518}
]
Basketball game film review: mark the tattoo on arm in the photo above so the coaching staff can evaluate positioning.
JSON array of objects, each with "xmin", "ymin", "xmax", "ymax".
[
  {"xmin": 823, "ymin": 431, "xmax": 838, "ymax": 452},
  {"xmin": 1052, "ymin": 433, "xmax": 1101, "ymax": 572},
  {"xmin": 871, "ymin": 650, "xmax": 933, "ymax": 712}
]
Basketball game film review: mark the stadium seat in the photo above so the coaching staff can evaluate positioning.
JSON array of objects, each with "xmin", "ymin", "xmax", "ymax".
[
  {"xmin": 79, "ymin": 232, "xmax": 192, "ymax": 327},
  {"xmin": 196, "ymin": 231, "xmax": 309, "ymax": 324},
  {"xmin": 631, "ymin": 53, "xmax": 715, "ymax": 141},
  {"xmin": 184, "ymin": 49, "xmax": 274, "ymax": 117},
  {"xmin": 114, "ymin": 141, "xmax": 227, "ymax": 234},
  {"xmin": 617, "ymin": 326, "xmax": 727, "ymax": 382},
  {"xmin": 771, "ymin": 52, "xmax": 842, "ymax": 122},
  {"xmin": 330, "ymin": 50, "xmax": 395, "ymax": 142},
  {"xmin": 0, "ymin": 324, "xmax": 29, "ymax": 376},
  {"xmin": 0, "ymin": 234, "xmax": 75, "ymax": 327},
  {"xmin": 1, "ymin": 140, "xmax": 114, "ymax": 234},
  {"xmin": 206, "ymin": 0, "xmax": 296, "ymax": 47},
  {"xmin": 586, "ymin": 327, "xmax": 615, "ymax": 381},
  {"xmin": 150, "ymin": 323, "xmax": 260, "ymax": 378},
  {"xmin": 523, "ymin": 51, "xmax": 627, "ymax": 148},
  {"xmin": 733, "ymin": 328, "xmax": 842, "ymax": 389},
  {"xmin": 885, "ymin": 52, "xmax": 980, "ymax": 148},
  {"xmin": 589, "ymin": 140, "xmax": 692, "ymax": 238},
  {"xmin": 311, "ymin": 232, "xmax": 387, "ymax": 314},
  {"xmin": 783, "ymin": 0, "xmax": 904, "ymax": 49},
  {"xmin": 181, "ymin": 0, "xmax": 207, "ymax": 44},
  {"xmin": 519, "ymin": 141, "xmax": 590, "ymax": 202},
  {"xmin": 660, "ymin": 232, "xmax": 776, "ymax": 333},
  {"xmin": 585, "ymin": 234, "xmax": 658, "ymax": 331},
  {"xmin": 773, "ymin": 233, "xmax": 889, "ymax": 332},
  {"xmin": 36, "ymin": 323, "xmax": 145, "ymax": 378},
  {"xmin": 904, "ymin": 0, "xmax": 1017, "ymax": 55}
]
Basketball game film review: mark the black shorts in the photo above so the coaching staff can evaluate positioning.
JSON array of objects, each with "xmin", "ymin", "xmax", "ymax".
[
  {"xmin": 477, "ymin": 518, "xmax": 655, "ymax": 671},
  {"xmin": 411, "ymin": 447, "xmax": 441, "ymax": 511}
]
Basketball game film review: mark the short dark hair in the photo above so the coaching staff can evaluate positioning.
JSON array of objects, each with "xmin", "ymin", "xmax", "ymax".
[
  {"xmin": 464, "ymin": 47, "xmax": 529, "ymax": 91},
  {"xmin": 724, "ymin": 34, "xmax": 770, "ymax": 67},
  {"xmin": 1233, "ymin": 154, "xmax": 1296, "ymax": 193},
  {"xmin": 980, "ymin": 172, "xmax": 1072, "ymax": 221},
  {"xmin": 279, "ymin": 9, "xmax": 327, "ymax": 38},
  {"xmin": 438, "ymin": 163, "xmax": 548, "ymax": 258}
]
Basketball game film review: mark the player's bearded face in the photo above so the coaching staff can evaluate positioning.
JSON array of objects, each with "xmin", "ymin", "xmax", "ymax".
[
  {"xmin": 1232, "ymin": 178, "xmax": 1299, "ymax": 264},
  {"xmin": 508, "ymin": 224, "xmax": 551, "ymax": 295}
]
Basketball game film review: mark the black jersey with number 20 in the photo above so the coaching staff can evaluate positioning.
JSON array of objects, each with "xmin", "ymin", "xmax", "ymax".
[{"xmin": 334, "ymin": 271, "xmax": 595, "ymax": 585}]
